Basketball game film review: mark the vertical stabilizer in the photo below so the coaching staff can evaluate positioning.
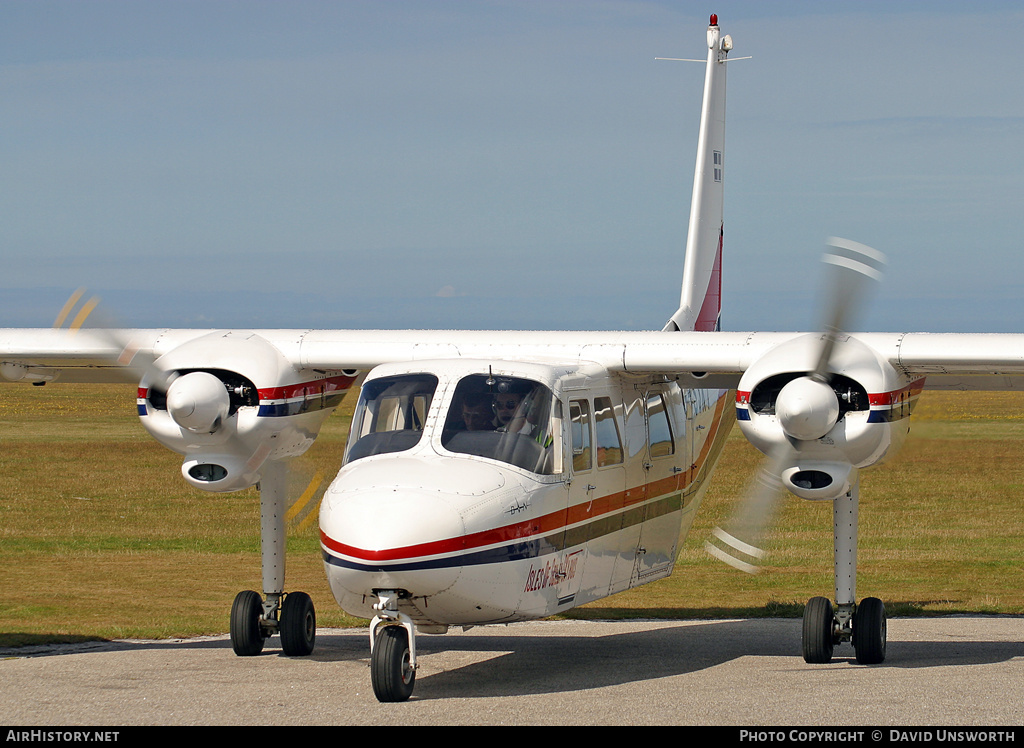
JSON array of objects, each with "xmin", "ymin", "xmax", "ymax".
[{"xmin": 665, "ymin": 15, "xmax": 731, "ymax": 333}]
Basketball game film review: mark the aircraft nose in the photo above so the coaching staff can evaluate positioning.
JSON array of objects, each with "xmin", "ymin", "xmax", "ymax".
[
  {"xmin": 320, "ymin": 484, "xmax": 469, "ymax": 598},
  {"xmin": 321, "ymin": 487, "xmax": 466, "ymax": 560},
  {"xmin": 319, "ymin": 457, "xmax": 507, "ymax": 596}
]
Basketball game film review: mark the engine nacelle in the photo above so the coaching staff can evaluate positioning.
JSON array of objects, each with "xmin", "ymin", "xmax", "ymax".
[
  {"xmin": 137, "ymin": 331, "xmax": 357, "ymax": 492},
  {"xmin": 736, "ymin": 334, "xmax": 923, "ymax": 500}
]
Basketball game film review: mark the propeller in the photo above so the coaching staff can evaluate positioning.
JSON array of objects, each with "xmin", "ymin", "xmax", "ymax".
[
  {"xmin": 705, "ymin": 440, "xmax": 790, "ymax": 573},
  {"xmin": 705, "ymin": 237, "xmax": 886, "ymax": 573},
  {"xmin": 52, "ymin": 287, "xmax": 178, "ymax": 395},
  {"xmin": 813, "ymin": 237, "xmax": 887, "ymax": 381},
  {"xmin": 54, "ymin": 289, "xmax": 253, "ymax": 437},
  {"xmin": 48, "ymin": 288, "xmax": 348, "ymax": 517}
]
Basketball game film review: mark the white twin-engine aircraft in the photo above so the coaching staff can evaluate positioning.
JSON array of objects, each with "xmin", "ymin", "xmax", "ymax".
[{"xmin": 3, "ymin": 15, "xmax": 1023, "ymax": 702}]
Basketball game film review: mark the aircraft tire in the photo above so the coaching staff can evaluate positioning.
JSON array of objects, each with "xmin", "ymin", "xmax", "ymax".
[
  {"xmin": 802, "ymin": 596, "xmax": 835, "ymax": 664},
  {"xmin": 230, "ymin": 590, "xmax": 266, "ymax": 657},
  {"xmin": 852, "ymin": 597, "xmax": 887, "ymax": 665},
  {"xmin": 371, "ymin": 625, "xmax": 415, "ymax": 702},
  {"xmin": 280, "ymin": 591, "xmax": 316, "ymax": 657}
]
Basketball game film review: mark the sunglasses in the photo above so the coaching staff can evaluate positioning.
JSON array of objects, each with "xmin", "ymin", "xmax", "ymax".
[{"xmin": 494, "ymin": 399, "xmax": 520, "ymax": 410}]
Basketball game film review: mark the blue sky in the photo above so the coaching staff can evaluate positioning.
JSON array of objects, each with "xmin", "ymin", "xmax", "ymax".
[{"xmin": 3, "ymin": 1, "xmax": 1023, "ymax": 333}]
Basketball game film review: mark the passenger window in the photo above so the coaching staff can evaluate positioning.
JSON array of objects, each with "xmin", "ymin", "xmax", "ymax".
[
  {"xmin": 569, "ymin": 399, "xmax": 592, "ymax": 472},
  {"xmin": 647, "ymin": 393, "xmax": 674, "ymax": 458},
  {"xmin": 594, "ymin": 396, "xmax": 623, "ymax": 467}
]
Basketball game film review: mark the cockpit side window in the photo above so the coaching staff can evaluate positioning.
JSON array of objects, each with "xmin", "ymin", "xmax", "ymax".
[
  {"xmin": 440, "ymin": 374, "xmax": 558, "ymax": 475},
  {"xmin": 345, "ymin": 374, "xmax": 438, "ymax": 464}
]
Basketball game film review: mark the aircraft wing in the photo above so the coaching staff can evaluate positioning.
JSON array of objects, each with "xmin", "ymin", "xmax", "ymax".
[
  {"xmin": 4, "ymin": 327, "xmax": 1024, "ymax": 391},
  {"xmin": 278, "ymin": 328, "xmax": 1024, "ymax": 391},
  {"xmin": 0, "ymin": 328, "xmax": 213, "ymax": 383},
  {"xmin": 280, "ymin": 328, "xmax": 1024, "ymax": 390}
]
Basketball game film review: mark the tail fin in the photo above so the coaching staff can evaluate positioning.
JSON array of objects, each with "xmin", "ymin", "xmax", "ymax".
[{"xmin": 665, "ymin": 16, "xmax": 732, "ymax": 333}]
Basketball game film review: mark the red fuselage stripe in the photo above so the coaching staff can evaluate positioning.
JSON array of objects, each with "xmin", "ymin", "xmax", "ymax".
[
  {"xmin": 867, "ymin": 377, "xmax": 926, "ymax": 407},
  {"xmin": 257, "ymin": 374, "xmax": 357, "ymax": 401}
]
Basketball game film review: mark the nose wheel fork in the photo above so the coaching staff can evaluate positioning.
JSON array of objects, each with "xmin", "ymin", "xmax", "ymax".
[{"xmin": 369, "ymin": 591, "xmax": 418, "ymax": 702}]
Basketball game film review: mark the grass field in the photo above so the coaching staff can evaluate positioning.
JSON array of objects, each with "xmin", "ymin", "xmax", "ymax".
[{"xmin": 1, "ymin": 384, "xmax": 1022, "ymax": 647}]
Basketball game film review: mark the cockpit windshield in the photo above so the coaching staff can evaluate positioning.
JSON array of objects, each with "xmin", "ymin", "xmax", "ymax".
[
  {"xmin": 440, "ymin": 374, "xmax": 558, "ymax": 475},
  {"xmin": 345, "ymin": 374, "xmax": 438, "ymax": 463}
]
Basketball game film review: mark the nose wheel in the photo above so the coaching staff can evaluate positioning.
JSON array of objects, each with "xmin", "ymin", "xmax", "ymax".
[
  {"xmin": 371, "ymin": 625, "xmax": 416, "ymax": 702},
  {"xmin": 369, "ymin": 590, "xmax": 418, "ymax": 702}
]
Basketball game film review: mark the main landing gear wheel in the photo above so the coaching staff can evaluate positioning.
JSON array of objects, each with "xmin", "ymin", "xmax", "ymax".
[
  {"xmin": 852, "ymin": 596, "xmax": 887, "ymax": 664},
  {"xmin": 230, "ymin": 590, "xmax": 267, "ymax": 656},
  {"xmin": 802, "ymin": 596, "xmax": 837, "ymax": 664},
  {"xmin": 371, "ymin": 625, "xmax": 416, "ymax": 702},
  {"xmin": 280, "ymin": 591, "xmax": 317, "ymax": 657}
]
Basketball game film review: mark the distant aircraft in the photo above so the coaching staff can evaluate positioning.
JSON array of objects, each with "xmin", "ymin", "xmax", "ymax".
[{"xmin": 3, "ymin": 15, "xmax": 1022, "ymax": 702}]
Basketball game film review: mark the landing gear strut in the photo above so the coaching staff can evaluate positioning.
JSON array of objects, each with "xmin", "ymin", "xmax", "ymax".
[
  {"xmin": 801, "ymin": 476, "xmax": 887, "ymax": 665},
  {"xmin": 229, "ymin": 462, "xmax": 317, "ymax": 658}
]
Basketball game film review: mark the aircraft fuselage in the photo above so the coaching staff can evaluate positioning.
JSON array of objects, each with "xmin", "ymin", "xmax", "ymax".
[{"xmin": 319, "ymin": 359, "xmax": 734, "ymax": 628}]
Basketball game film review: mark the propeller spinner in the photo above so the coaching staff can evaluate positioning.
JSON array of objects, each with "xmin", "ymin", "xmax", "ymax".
[{"xmin": 166, "ymin": 371, "xmax": 231, "ymax": 433}]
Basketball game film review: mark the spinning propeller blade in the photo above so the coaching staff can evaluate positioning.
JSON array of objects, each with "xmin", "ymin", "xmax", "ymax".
[
  {"xmin": 705, "ymin": 440, "xmax": 791, "ymax": 573},
  {"xmin": 813, "ymin": 237, "xmax": 887, "ymax": 382},
  {"xmin": 53, "ymin": 288, "xmax": 174, "ymax": 390}
]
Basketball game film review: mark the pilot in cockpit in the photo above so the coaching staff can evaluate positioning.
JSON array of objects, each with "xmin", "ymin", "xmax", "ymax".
[{"xmin": 460, "ymin": 393, "xmax": 496, "ymax": 431}]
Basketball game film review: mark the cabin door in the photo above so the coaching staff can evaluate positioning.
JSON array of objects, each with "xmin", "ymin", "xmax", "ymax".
[{"xmin": 631, "ymin": 385, "xmax": 688, "ymax": 585}]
